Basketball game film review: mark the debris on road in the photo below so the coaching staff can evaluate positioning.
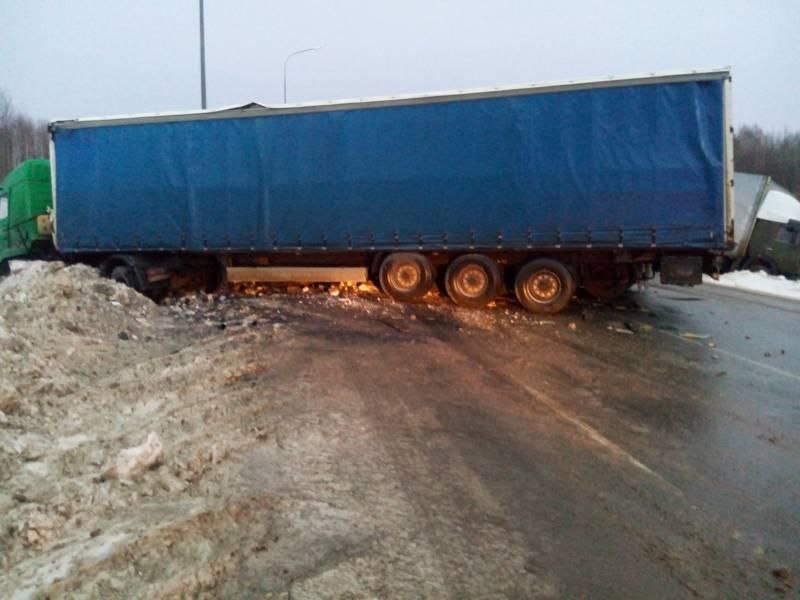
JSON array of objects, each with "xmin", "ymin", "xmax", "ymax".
[
  {"xmin": 103, "ymin": 432, "xmax": 164, "ymax": 482},
  {"xmin": 607, "ymin": 322, "xmax": 635, "ymax": 334},
  {"xmin": 680, "ymin": 332, "xmax": 712, "ymax": 340}
]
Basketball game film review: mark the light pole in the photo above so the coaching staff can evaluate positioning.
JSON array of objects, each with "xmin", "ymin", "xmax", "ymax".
[
  {"xmin": 199, "ymin": 0, "xmax": 207, "ymax": 109},
  {"xmin": 283, "ymin": 47, "xmax": 320, "ymax": 103}
]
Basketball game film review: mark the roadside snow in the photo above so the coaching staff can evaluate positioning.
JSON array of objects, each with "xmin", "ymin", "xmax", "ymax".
[{"xmin": 703, "ymin": 271, "xmax": 800, "ymax": 302}]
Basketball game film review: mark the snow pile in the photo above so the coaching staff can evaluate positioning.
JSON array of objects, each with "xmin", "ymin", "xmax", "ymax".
[
  {"xmin": 0, "ymin": 261, "xmax": 158, "ymax": 417},
  {"xmin": 703, "ymin": 271, "xmax": 800, "ymax": 302}
]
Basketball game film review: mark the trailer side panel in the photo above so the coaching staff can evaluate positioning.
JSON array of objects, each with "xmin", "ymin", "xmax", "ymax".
[{"xmin": 52, "ymin": 78, "xmax": 726, "ymax": 253}]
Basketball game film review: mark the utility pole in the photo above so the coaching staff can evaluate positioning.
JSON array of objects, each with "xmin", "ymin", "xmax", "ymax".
[
  {"xmin": 199, "ymin": 0, "xmax": 207, "ymax": 109},
  {"xmin": 283, "ymin": 47, "xmax": 320, "ymax": 103}
]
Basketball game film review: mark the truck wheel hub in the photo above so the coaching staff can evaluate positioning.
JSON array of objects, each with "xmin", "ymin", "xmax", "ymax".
[
  {"xmin": 390, "ymin": 263, "xmax": 421, "ymax": 291},
  {"xmin": 527, "ymin": 271, "xmax": 561, "ymax": 303},
  {"xmin": 455, "ymin": 266, "xmax": 488, "ymax": 298}
]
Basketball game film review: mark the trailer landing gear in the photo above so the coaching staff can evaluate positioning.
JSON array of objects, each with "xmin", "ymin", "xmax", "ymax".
[{"xmin": 582, "ymin": 265, "xmax": 632, "ymax": 302}]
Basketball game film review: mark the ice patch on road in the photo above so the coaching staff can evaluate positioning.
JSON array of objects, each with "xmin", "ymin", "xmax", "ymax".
[{"xmin": 704, "ymin": 271, "xmax": 800, "ymax": 302}]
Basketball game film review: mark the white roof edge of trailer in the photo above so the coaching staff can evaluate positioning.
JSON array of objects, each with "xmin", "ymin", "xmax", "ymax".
[
  {"xmin": 49, "ymin": 101, "xmax": 271, "ymax": 128},
  {"xmin": 50, "ymin": 66, "xmax": 731, "ymax": 129}
]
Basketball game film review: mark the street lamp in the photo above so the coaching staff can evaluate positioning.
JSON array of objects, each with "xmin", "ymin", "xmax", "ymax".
[{"xmin": 283, "ymin": 47, "xmax": 320, "ymax": 103}]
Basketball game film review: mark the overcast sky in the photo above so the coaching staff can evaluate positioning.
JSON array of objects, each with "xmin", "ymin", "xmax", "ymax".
[{"xmin": 1, "ymin": 0, "xmax": 798, "ymax": 130}]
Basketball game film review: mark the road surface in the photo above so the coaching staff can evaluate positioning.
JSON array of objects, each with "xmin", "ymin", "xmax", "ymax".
[
  {"xmin": 232, "ymin": 282, "xmax": 800, "ymax": 597},
  {"xmin": 3, "ymin": 274, "xmax": 797, "ymax": 598}
]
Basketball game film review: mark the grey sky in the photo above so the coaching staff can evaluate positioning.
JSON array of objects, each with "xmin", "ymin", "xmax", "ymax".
[{"xmin": 1, "ymin": 0, "xmax": 798, "ymax": 130}]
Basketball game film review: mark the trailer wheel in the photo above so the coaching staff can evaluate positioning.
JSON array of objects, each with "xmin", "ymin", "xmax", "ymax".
[
  {"xmin": 110, "ymin": 265, "xmax": 141, "ymax": 291},
  {"xmin": 514, "ymin": 258, "xmax": 575, "ymax": 314},
  {"xmin": 379, "ymin": 252, "xmax": 435, "ymax": 302},
  {"xmin": 0, "ymin": 260, "xmax": 9, "ymax": 278},
  {"xmin": 445, "ymin": 254, "xmax": 501, "ymax": 308}
]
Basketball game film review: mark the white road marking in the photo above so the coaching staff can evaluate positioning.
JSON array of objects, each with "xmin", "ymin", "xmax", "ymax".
[
  {"xmin": 655, "ymin": 328, "xmax": 800, "ymax": 383},
  {"xmin": 506, "ymin": 372, "xmax": 683, "ymax": 497}
]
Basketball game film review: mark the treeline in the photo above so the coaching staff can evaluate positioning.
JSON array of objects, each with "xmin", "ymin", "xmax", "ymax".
[
  {"xmin": 0, "ymin": 90, "xmax": 49, "ymax": 180},
  {"xmin": 734, "ymin": 125, "xmax": 800, "ymax": 196}
]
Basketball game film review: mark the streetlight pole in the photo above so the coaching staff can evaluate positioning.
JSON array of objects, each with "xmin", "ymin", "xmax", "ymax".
[
  {"xmin": 199, "ymin": 0, "xmax": 207, "ymax": 109},
  {"xmin": 283, "ymin": 47, "xmax": 320, "ymax": 103}
]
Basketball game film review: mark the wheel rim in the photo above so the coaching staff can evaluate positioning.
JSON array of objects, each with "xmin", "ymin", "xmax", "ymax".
[
  {"xmin": 389, "ymin": 262, "xmax": 421, "ymax": 292},
  {"xmin": 524, "ymin": 270, "xmax": 561, "ymax": 304},
  {"xmin": 453, "ymin": 265, "xmax": 489, "ymax": 299}
]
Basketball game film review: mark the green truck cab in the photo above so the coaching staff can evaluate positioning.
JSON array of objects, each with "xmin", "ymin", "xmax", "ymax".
[
  {"xmin": 730, "ymin": 172, "xmax": 800, "ymax": 278},
  {"xmin": 0, "ymin": 159, "xmax": 54, "ymax": 275}
]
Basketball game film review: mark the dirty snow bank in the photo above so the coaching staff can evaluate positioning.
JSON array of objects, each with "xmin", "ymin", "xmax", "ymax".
[
  {"xmin": 0, "ymin": 261, "xmax": 158, "ymax": 415},
  {"xmin": 703, "ymin": 271, "xmax": 800, "ymax": 302},
  {"xmin": 0, "ymin": 262, "xmax": 307, "ymax": 598},
  {"xmin": 0, "ymin": 262, "xmax": 191, "ymax": 594}
]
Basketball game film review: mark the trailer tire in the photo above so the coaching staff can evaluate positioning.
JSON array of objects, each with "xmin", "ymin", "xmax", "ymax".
[
  {"xmin": 445, "ymin": 254, "xmax": 501, "ymax": 308},
  {"xmin": 110, "ymin": 265, "xmax": 140, "ymax": 291},
  {"xmin": 0, "ymin": 260, "xmax": 9, "ymax": 278},
  {"xmin": 379, "ymin": 252, "xmax": 435, "ymax": 302},
  {"xmin": 514, "ymin": 258, "xmax": 575, "ymax": 314}
]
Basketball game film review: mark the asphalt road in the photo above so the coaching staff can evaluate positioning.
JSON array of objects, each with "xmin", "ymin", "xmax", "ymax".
[
  {"xmin": 240, "ymin": 282, "xmax": 799, "ymax": 598},
  {"xmin": 5, "ymin": 269, "xmax": 797, "ymax": 598}
]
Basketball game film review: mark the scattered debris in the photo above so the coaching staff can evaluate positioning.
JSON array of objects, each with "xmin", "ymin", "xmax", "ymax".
[
  {"xmin": 607, "ymin": 321, "xmax": 635, "ymax": 334},
  {"xmin": 680, "ymin": 332, "xmax": 712, "ymax": 340},
  {"xmin": 20, "ymin": 511, "xmax": 60, "ymax": 548},
  {"xmin": 771, "ymin": 566, "xmax": 794, "ymax": 593},
  {"xmin": 772, "ymin": 566, "xmax": 792, "ymax": 582},
  {"xmin": 103, "ymin": 432, "xmax": 164, "ymax": 481}
]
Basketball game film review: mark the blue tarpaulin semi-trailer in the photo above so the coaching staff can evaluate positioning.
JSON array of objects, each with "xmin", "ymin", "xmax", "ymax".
[{"xmin": 48, "ymin": 68, "xmax": 733, "ymax": 313}]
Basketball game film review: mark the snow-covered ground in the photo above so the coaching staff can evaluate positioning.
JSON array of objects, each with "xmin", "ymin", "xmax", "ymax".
[{"xmin": 704, "ymin": 271, "xmax": 800, "ymax": 302}]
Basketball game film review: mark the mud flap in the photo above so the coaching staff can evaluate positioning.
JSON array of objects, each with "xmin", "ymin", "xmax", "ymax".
[{"xmin": 660, "ymin": 255, "xmax": 703, "ymax": 285}]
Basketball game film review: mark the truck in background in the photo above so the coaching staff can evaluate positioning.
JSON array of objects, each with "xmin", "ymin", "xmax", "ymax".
[
  {"xmin": 0, "ymin": 159, "xmax": 53, "ymax": 276},
  {"xmin": 1, "ymin": 68, "xmax": 734, "ymax": 313},
  {"xmin": 727, "ymin": 172, "xmax": 800, "ymax": 277}
]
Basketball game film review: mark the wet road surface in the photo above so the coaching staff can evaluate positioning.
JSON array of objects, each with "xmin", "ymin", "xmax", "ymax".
[
  {"xmin": 4, "ymin": 269, "xmax": 797, "ymax": 598},
  {"xmin": 249, "ymin": 282, "xmax": 799, "ymax": 598}
]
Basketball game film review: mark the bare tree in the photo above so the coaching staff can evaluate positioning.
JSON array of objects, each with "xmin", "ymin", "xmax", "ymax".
[
  {"xmin": 735, "ymin": 125, "xmax": 800, "ymax": 196},
  {"xmin": 0, "ymin": 89, "xmax": 49, "ymax": 180}
]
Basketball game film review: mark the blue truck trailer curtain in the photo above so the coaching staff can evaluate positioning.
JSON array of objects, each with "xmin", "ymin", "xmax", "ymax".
[{"xmin": 53, "ymin": 79, "xmax": 725, "ymax": 253}]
